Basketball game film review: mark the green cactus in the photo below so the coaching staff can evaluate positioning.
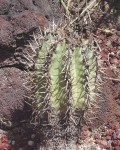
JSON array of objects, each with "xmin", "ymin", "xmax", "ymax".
[
  {"xmin": 49, "ymin": 39, "xmax": 67, "ymax": 111},
  {"xmin": 34, "ymin": 28, "xmax": 99, "ymax": 123}
]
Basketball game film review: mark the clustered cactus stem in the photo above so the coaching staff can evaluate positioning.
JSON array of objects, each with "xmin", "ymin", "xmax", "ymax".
[{"xmin": 33, "ymin": 25, "xmax": 99, "ymax": 126}]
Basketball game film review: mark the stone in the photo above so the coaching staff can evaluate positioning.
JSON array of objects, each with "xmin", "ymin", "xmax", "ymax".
[
  {"xmin": 116, "ymin": 15, "xmax": 120, "ymax": 30},
  {"xmin": 0, "ymin": 68, "xmax": 32, "ymax": 127},
  {"xmin": 0, "ymin": 0, "xmax": 11, "ymax": 15},
  {"xmin": 0, "ymin": 16, "xmax": 15, "ymax": 47},
  {"xmin": 11, "ymin": 11, "xmax": 48, "ymax": 36},
  {"xmin": 28, "ymin": 140, "xmax": 34, "ymax": 146}
]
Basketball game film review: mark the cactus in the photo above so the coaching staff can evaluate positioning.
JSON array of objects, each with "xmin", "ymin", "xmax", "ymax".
[
  {"xmin": 30, "ymin": 1, "xmax": 102, "ymax": 148},
  {"xmin": 33, "ymin": 27, "xmax": 99, "ymax": 124}
]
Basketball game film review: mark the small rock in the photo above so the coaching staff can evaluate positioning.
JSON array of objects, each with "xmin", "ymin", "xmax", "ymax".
[
  {"xmin": 113, "ymin": 130, "xmax": 120, "ymax": 140},
  {"xmin": 31, "ymin": 134, "xmax": 36, "ymax": 139},
  {"xmin": 116, "ymin": 16, "xmax": 120, "ymax": 30},
  {"xmin": 83, "ymin": 131, "xmax": 89, "ymax": 136},
  {"xmin": 0, "ymin": 129, "xmax": 7, "ymax": 135},
  {"xmin": 100, "ymin": 140, "xmax": 108, "ymax": 147},
  {"xmin": 0, "ymin": 140, "xmax": 11, "ymax": 150},
  {"xmin": 94, "ymin": 139, "xmax": 101, "ymax": 144},
  {"xmin": 106, "ymin": 129, "xmax": 114, "ymax": 136},
  {"xmin": 1, "ymin": 134, "xmax": 9, "ymax": 143},
  {"xmin": 81, "ymin": 135, "xmax": 88, "ymax": 140},
  {"xmin": 118, "ymin": 140, "xmax": 120, "ymax": 146},
  {"xmin": 111, "ymin": 140, "xmax": 120, "ymax": 146},
  {"xmin": 114, "ymin": 146, "xmax": 120, "ymax": 150},
  {"xmin": 106, "ymin": 41, "xmax": 111, "ymax": 47},
  {"xmin": 110, "ymin": 122, "xmax": 120, "ymax": 130},
  {"xmin": 82, "ymin": 126, "xmax": 89, "ymax": 131},
  {"xmin": 11, "ymin": 140, "xmax": 15, "ymax": 145},
  {"xmin": 105, "ymin": 136, "xmax": 111, "ymax": 140},
  {"xmin": 28, "ymin": 140, "xmax": 34, "ymax": 146},
  {"xmin": 109, "ymin": 57, "xmax": 118, "ymax": 66},
  {"xmin": 107, "ymin": 140, "xmax": 112, "ymax": 146},
  {"xmin": 115, "ymin": 129, "xmax": 120, "ymax": 139},
  {"xmin": 116, "ymin": 31, "xmax": 120, "ymax": 36},
  {"xmin": 94, "ymin": 134, "xmax": 101, "ymax": 140},
  {"xmin": 18, "ymin": 148, "xmax": 24, "ymax": 150}
]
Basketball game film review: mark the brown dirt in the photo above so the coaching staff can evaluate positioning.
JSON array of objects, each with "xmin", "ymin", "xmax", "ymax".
[
  {"xmin": 86, "ymin": 0, "xmax": 120, "ymax": 128},
  {"xmin": 91, "ymin": 31, "xmax": 120, "ymax": 127},
  {"xmin": 92, "ymin": 68, "xmax": 120, "ymax": 127}
]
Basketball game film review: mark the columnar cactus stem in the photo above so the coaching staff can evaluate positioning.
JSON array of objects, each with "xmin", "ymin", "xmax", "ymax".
[
  {"xmin": 33, "ymin": 28, "xmax": 99, "ymax": 124},
  {"xmin": 49, "ymin": 39, "xmax": 67, "ymax": 112}
]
